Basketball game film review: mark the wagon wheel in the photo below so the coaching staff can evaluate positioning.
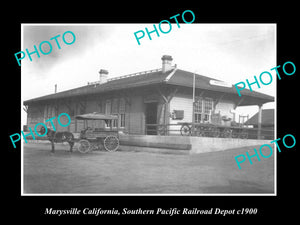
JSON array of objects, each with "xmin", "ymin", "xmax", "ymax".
[
  {"xmin": 180, "ymin": 124, "xmax": 191, "ymax": 136},
  {"xmin": 104, "ymin": 135, "xmax": 119, "ymax": 152},
  {"xmin": 78, "ymin": 139, "xmax": 91, "ymax": 153}
]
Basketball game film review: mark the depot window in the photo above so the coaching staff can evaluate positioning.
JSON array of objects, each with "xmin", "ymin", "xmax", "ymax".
[
  {"xmin": 105, "ymin": 98, "xmax": 126, "ymax": 128},
  {"xmin": 194, "ymin": 98, "xmax": 213, "ymax": 123}
]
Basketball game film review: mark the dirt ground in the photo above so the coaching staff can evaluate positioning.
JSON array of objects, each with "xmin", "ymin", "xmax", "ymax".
[{"xmin": 23, "ymin": 143, "xmax": 275, "ymax": 194}]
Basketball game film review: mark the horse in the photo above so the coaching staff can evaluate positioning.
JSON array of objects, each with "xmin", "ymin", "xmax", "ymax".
[{"xmin": 39, "ymin": 126, "xmax": 75, "ymax": 153}]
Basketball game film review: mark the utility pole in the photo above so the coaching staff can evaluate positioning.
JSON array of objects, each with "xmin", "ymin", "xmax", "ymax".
[{"xmin": 192, "ymin": 72, "xmax": 196, "ymax": 136}]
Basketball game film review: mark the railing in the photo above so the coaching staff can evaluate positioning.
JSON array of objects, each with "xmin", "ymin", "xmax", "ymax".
[
  {"xmin": 145, "ymin": 124, "xmax": 180, "ymax": 135},
  {"xmin": 145, "ymin": 123, "xmax": 274, "ymax": 140}
]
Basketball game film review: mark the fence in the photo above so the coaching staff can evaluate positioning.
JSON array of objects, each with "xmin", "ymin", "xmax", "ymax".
[{"xmin": 145, "ymin": 123, "xmax": 274, "ymax": 140}]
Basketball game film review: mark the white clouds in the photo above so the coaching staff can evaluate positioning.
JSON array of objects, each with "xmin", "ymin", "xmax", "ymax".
[{"xmin": 22, "ymin": 23, "xmax": 276, "ymax": 120}]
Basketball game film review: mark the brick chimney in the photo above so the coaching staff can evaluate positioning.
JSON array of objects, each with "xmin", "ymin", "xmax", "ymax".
[
  {"xmin": 99, "ymin": 69, "xmax": 109, "ymax": 83},
  {"xmin": 161, "ymin": 55, "xmax": 173, "ymax": 73}
]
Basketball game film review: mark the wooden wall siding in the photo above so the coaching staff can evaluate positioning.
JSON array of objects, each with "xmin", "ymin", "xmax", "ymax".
[
  {"xmin": 100, "ymin": 100, "xmax": 105, "ymax": 114},
  {"xmin": 128, "ymin": 95, "xmax": 144, "ymax": 134},
  {"xmin": 57, "ymin": 94, "xmax": 137, "ymax": 133},
  {"xmin": 27, "ymin": 103, "xmax": 63, "ymax": 132},
  {"xmin": 168, "ymin": 94, "xmax": 192, "ymax": 135},
  {"xmin": 43, "ymin": 104, "xmax": 48, "ymax": 121},
  {"xmin": 55, "ymin": 103, "xmax": 67, "ymax": 131},
  {"xmin": 43, "ymin": 104, "xmax": 52, "ymax": 120},
  {"xmin": 112, "ymin": 98, "xmax": 119, "ymax": 114},
  {"xmin": 124, "ymin": 98, "xmax": 131, "ymax": 134},
  {"xmin": 85, "ymin": 99, "xmax": 98, "ymax": 114},
  {"xmin": 58, "ymin": 113, "xmax": 70, "ymax": 131},
  {"xmin": 157, "ymin": 102, "xmax": 165, "ymax": 125},
  {"xmin": 27, "ymin": 109, "xmax": 44, "ymax": 130},
  {"xmin": 80, "ymin": 99, "xmax": 106, "ymax": 131},
  {"xmin": 76, "ymin": 120, "xmax": 84, "ymax": 132},
  {"xmin": 169, "ymin": 93, "xmax": 237, "ymax": 123},
  {"xmin": 169, "ymin": 94, "xmax": 193, "ymax": 124},
  {"xmin": 52, "ymin": 101, "xmax": 76, "ymax": 132},
  {"xmin": 69, "ymin": 120, "xmax": 76, "ymax": 133},
  {"xmin": 42, "ymin": 104, "xmax": 53, "ymax": 130},
  {"xmin": 75, "ymin": 101, "xmax": 85, "ymax": 132},
  {"xmin": 67, "ymin": 101, "xmax": 76, "ymax": 132},
  {"xmin": 26, "ymin": 87, "xmax": 237, "ymax": 135},
  {"xmin": 168, "ymin": 93, "xmax": 236, "ymax": 133}
]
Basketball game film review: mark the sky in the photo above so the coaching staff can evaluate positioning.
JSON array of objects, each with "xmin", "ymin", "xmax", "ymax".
[{"xmin": 21, "ymin": 23, "xmax": 276, "ymax": 124}]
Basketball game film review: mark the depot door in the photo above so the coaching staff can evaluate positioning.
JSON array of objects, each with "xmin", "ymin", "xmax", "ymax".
[{"xmin": 145, "ymin": 102, "xmax": 158, "ymax": 135}]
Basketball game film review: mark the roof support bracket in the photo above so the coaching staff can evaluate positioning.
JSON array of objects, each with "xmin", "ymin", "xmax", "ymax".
[
  {"xmin": 157, "ymin": 87, "xmax": 178, "ymax": 103},
  {"xmin": 167, "ymin": 88, "xmax": 178, "ymax": 103},
  {"xmin": 214, "ymin": 93, "xmax": 225, "ymax": 106},
  {"xmin": 157, "ymin": 88, "xmax": 168, "ymax": 103},
  {"xmin": 23, "ymin": 105, "xmax": 28, "ymax": 113},
  {"xmin": 234, "ymin": 96, "xmax": 245, "ymax": 109}
]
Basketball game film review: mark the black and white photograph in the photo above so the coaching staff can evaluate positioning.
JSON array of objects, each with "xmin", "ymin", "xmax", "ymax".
[
  {"xmin": 20, "ymin": 23, "xmax": 276, "ymax": 195},
  {"xmin": 4, "ymin": 5, "xmax": 298, "ymax": 220}
]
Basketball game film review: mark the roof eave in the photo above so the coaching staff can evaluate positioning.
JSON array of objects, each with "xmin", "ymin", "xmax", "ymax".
[{"xmin": 23, "ymin": 80, "xmax": 166, "ymax": 105}]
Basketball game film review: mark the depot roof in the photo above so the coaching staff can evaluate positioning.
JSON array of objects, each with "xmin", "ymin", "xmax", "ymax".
[{"xmin": 23, "ymin": 67, "xmax": 274, "ymax": 106}]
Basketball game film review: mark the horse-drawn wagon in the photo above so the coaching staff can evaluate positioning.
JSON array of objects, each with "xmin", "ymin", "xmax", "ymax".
[{"xmin": 75, "ymin": 113, "xmax": 120, "ymax": 153}]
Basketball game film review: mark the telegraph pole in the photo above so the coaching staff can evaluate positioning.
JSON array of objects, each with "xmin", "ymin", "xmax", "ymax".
[{"xmin": 192, "ymin": 72, "xmax": 196, "ymax": 136}]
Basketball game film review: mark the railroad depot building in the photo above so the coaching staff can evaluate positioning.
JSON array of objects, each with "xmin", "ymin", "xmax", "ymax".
[{"xmin": 23, "ymin": 55, "xmax": 274, "ymax": 137}]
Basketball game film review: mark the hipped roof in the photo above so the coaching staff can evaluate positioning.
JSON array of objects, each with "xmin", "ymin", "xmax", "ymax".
[{"xmin": 24, "ymin": 68, "xmax": 274, "ymax": 106}]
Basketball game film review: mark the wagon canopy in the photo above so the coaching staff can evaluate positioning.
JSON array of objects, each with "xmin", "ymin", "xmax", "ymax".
[{"xmin": 75, "ymin": 112, "xmax": 118, "ymax": 120}]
